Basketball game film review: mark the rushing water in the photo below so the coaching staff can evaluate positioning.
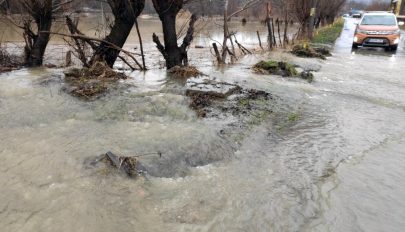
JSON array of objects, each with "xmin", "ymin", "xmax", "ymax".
[{"xmin": 1, "ymin": 17, "xmax": 405, "ymax": 232}]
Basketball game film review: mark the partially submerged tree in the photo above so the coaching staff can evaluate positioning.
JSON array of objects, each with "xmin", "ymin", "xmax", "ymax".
[
  {"xmin": 62, "ymin": 0, "xmax": 146, "ymax": 70},
  {"xmin": 151, "ymin": 0, "xmax": 198, "ymax": 69},
  {"xmin": 91, "ymin": 0, "xmax": 145, "ymax": 67},
  {"xmin": 214, "ymin": 0, "xmax": 263, "ymax": 64},
  {"xmin": 19, "ymin": 0, "xmax": 72, "ymax": 66}
]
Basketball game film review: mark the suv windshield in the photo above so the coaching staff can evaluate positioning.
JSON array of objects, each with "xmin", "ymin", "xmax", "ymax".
[{"xmin": 361, "ymin": 15, "xmax": 397, "ymax": 26}]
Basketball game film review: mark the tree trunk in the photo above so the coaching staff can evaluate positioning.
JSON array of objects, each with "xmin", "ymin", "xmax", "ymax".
[
  {"xmin": 91, "ymin": 0, "xmax": 145, "ymax": 67},
  {"xmin": 92, "ymin": 18, "xmax": 134, "ymax": 66},
  {"xmin": 152, "ymin": 0, "xmax": 197, "ymax": 69},
  {"xmin": 161, "ymin": 13, "xmax": 183, "ymax": 68},
  {"xmin": 221, "ymin": 0, "xmax": 229, "ymax": 63},
  {"xmin": 24, "ymin": 10, "xmax": 52, "ymax": 67}
]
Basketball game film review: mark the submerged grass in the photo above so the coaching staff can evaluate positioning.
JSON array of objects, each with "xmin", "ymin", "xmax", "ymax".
[
  {"xmin": 312, "ymin": 19, "xmax": 344, "ymax": 44},
  {"xmin": 288, "ymin": 112, "xmax": 300, "ymax": 122}
]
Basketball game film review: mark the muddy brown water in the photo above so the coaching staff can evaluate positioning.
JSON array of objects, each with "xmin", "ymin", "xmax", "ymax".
[{"xmin": 1, "ymin": 17, "xmax": 405, "ymax": 231}]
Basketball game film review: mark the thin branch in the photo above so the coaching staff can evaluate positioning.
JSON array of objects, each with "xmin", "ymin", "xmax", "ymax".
[{"xmin": 40, "ymin": 31, "xmax": 143, "ymax": 69}]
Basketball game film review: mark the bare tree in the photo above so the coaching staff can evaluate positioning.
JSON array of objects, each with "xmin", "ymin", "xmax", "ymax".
[
  {"xmin": 290, "ymin": 0, "xmax": 346, "ymax": 39},
  {"xmin": 60, "ymin": 0, "xmax": 145, "ymax": 70},
  {"xmin": 151, "ymin": 0, "xmax": 198, "ymax": 69},
  {"xmin": 90, "ymin": 0, "xmax": 145, "ymax": 67},
  {"xmin": 215, "ymin": 0, "xmax": 263, "ymax": 64},
  {"xmin": 15, "ymin": 0, "xmax": 71, "ymax": 67}
]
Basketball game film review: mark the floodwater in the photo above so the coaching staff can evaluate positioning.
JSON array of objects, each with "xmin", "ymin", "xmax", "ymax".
[{"xmin": 1, "ymin": 17, "xmax": 405, "ymax": 231}]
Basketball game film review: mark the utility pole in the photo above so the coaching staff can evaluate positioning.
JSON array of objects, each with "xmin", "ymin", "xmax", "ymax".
[{"xmin": 308, "ymin": 0, "xmax": 318, "ymax": 39}]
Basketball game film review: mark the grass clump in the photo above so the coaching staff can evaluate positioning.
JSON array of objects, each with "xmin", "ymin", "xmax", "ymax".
[
  {"xmin": 312, "ymin": 19, "xmax": 344, "ymax": 44},
  {"xmin": 288, "ymin": 112, "xmax": 300, "ymax": 122},
  {"xmin": 255, "ymin": 60, "xmax": 279, "ymax": 70},
  {"xmin": 253, "ymin": 60, "xmax": 298, "ymax": 77}
]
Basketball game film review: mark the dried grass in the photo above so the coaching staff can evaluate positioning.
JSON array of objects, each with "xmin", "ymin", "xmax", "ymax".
[{"xmin": 168, "ymin": 65, "xmax": 203, "ymax": 79}]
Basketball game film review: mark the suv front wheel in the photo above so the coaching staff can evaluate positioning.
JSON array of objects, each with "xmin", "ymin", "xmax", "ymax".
[
  {"xmin": 352, "ymin": 43, "xmax": 359, "ymax": 49},
  {"xmin": 390, "ymin": 45, "xmax": 398, "ymax": 51}
]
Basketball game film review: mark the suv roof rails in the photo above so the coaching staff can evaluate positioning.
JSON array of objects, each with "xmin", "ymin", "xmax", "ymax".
[{"xmin": 364, "ymin": 11, "xmax": 393, "ymax": 13}]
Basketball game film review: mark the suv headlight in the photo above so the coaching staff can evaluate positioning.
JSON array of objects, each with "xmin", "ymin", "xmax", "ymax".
[
  {"xmin": 387, "ymin": 29, "xmax": 400, "ymax": 35},
  {"xmin": 356, "ymin": 29, "xmax": 368, "ymax": 34}
]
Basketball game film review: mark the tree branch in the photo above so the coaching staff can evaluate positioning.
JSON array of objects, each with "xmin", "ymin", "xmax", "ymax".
[
  {"xmin": 180, "ymin": 14, "xmax": 198, "ymax": 52},
  {"xmin": 152, "ymin": 32, "xmax": 167, "ymax": 59},
  {"xmin": 41, "ymin": 31, "xmax": 143, "ymax": 69}
]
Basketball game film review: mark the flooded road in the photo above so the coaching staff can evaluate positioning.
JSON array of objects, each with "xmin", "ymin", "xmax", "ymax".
[{"xmin": 1, "ymin": 17, "xmax": 405, "ymax": 231}]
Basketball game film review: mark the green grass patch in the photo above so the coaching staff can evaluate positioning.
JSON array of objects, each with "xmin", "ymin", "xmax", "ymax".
[
  {"xmin": 254, "ymin": 60, "xmax": 279, "ymax": 70},
  {"xmin": 287, "ymin": 112, "xmax": 300, "ymax": 122},
  {"xmin": 312, "ymin": 19, "xmax": 344, "ymax": 44}
]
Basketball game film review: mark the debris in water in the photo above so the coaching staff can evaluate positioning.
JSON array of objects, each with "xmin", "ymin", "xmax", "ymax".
[
  {"xmin": 291, "ymin": 44, "xmax": 327, "ymax": 60},
  {"xmin": 94, "ymin": 151, "xmax": 139, "ymax": 177},
  {"xmin": 87, "ymin": 151, "xmax": 163, "ymax": 177},
  {"xmin": 253, "ymin": 60, "xmax": 298, "ymax": 77},
  {"xmin": 168, "ymin": 65, "xmax": 203, "ymax": 79},
  {"xmin": 186, "ymin": 78, "xmax": 241, "ymax": 98},
  {"xmin": 185, "ymin": 78, "xmax": 272, "ymax": 120},
  {"xmin": 62, "ymin": 61, "xmax": 127, "ymax": 100}
]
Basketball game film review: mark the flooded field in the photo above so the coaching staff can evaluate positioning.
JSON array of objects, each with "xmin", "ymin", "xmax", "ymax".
[{"xmin": 1, "ymin": 17, "xmax": 405, "ymax": 232}]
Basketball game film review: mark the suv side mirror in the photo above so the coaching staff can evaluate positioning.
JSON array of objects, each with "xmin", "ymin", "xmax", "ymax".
[{"xmin": 399, "ymin": 21, "xmax": 405, "ymax": 26}]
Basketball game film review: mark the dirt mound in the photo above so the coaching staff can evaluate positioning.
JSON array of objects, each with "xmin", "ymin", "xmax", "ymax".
[
  {"xmin": 291, "ymin": 44, "xmax": 328, "ymax": 60},
  {"xmin": 253, "ymin": 60, "xmax": 298, "ymax": 77},
  {"xmin": 63, "ymin": 61, "xmax": 127, "ymax": 100}
]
